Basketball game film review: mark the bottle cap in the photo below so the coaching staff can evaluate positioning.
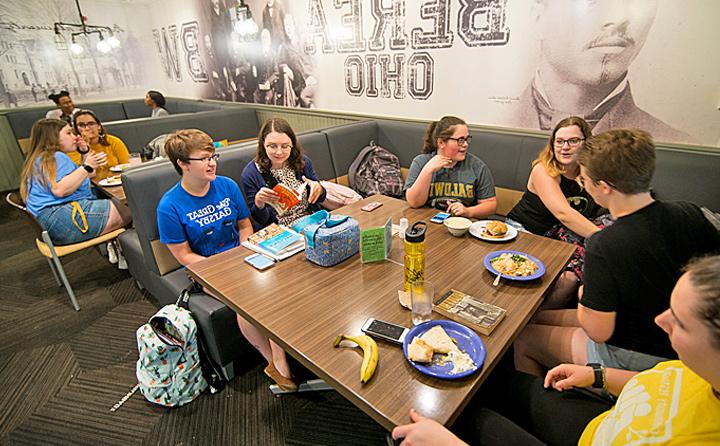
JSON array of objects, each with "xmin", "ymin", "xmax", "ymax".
[{"xmin": 405, "ymin": 221, "xmax": 427, "ymax": 243}]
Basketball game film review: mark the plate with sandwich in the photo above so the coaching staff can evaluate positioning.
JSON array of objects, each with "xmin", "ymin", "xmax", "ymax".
[
  {"xmin": 403, "ymin": 320, "xmax": 485, "ymax": 379},
  {"xmin": 109, "ymin": 163, "xmax": 131, "ymax": 173},
  {"xmin": 469, "ymin": 220, "xmax": 517, "ymax": 242},
  {"xmin": 98, "ymin": 175, "xmax": 122, "ymax": 187}
]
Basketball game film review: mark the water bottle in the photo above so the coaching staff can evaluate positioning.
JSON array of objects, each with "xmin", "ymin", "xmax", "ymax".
[{"xmin": 404, "ymin": 221, "xmax": 427, "ymax": 292}]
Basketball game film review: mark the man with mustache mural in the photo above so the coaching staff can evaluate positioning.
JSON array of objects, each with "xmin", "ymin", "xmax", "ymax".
[{"xmin": 512, "ymin": 0, "xmax": 692, "ymax": 143}]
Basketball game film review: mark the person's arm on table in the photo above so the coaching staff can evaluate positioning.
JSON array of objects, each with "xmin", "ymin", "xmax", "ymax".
[
  {"xmin": 447, "ymin": 197, "xmax": 496, "ymax": 219},
  {"xmin": 166, "ymin": 241, "xmax": 206, "ymax": 266},
  {"xmin": 544, "ymin": 363, "xmax": 638, "ymax": 397},
  {"xmin": 392, "ymin": 409, "xmax": 468, "ymax": 446},
  {"xmin": 405, "ymin": 155, "xmax": 450, "ymax": 208}
]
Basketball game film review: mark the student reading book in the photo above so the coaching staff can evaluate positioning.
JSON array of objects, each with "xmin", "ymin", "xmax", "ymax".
[{"xmin": 241, "ymin": 118, "xmax": 326, "ymax": 230}]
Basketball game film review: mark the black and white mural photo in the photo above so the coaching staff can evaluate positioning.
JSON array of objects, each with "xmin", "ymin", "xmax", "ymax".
[{"xmin": 1, "ymin": 0, "xmax": 719, "ymax": 146}]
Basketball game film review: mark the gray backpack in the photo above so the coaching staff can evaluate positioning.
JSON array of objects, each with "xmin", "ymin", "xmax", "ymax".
[{"xmin": 347, "ymin": 141, "xmax": 404, "ymax": 198}]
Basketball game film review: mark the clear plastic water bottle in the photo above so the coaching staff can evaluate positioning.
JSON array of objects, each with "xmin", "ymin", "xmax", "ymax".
[{"xmin": 404, "ymin": 221, "xmax": 427, "ymax": 292}]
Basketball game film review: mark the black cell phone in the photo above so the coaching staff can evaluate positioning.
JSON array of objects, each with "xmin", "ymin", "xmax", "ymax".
[{"xmin": 361, "ymin": 318, "xmax": 409, "ymax": 344}]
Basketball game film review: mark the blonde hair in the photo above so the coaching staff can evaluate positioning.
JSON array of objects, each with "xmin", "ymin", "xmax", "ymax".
[
  {"xmin": 19, "ymin": 119, "xmax": 69, "ymax": 202},
  {"xmin": 532, "ymin": 116, "xmax": 593, "ymax": 177},
  {"xmin": 164, "ymin": 129, "xmax": 214, "ymax": 175}
]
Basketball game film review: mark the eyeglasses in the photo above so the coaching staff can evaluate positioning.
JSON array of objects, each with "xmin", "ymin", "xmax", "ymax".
[
  {"xmin": 265, "ymin": 143, "xmax": 293, "ymax": 152},
  {"xmin": 187, "ymin": 153, "xmax": 220, "ymax": 163},
  {"xmin": 447, "ymin": 136, "xmax": 472, "ymax": 146},
  {"xmin": 554, "ymin": 137, "xmax": 584, "ymax": 147},
  {"xmin": 76, "ymin": 122, "xmax": 99, "ymax": 129}
]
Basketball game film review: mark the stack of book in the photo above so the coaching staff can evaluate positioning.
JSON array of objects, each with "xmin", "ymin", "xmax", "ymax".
[{"xmin": 242, "ymin": 223, "xmax": 305, "ymax": 260}]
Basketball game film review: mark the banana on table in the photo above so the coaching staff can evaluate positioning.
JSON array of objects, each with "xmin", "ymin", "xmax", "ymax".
[{"xmin": 333, "ymin": 334, "xmax": 378, "ymax": 383}]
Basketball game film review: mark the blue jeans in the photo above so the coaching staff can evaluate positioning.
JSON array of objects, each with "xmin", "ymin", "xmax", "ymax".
[{"xmin": 36, "ymin": 199, "xmax": 111, "ymax": 245}]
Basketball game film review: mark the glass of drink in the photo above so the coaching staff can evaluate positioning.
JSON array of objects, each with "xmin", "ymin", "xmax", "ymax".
[
  {"xmin": 410, "ymin": 281, "xmax": 434, "ymax": 325},
  {"xmin": 128, "ymin": 154, "xmax": 142, "ymax": 166}
]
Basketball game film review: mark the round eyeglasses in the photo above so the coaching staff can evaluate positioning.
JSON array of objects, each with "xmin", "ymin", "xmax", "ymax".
[
  {"xmin": 447, "ymin": 136, "xmax": 472, "ymax": 146},
  {"xmin": 554, "ymin": 138, "xmax": 584, "ymax": 148}
]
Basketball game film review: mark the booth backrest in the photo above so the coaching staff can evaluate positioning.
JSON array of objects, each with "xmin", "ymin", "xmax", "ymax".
[{"xmin": 104, "ymin": 108, "xmax": 260, "ymax": 153}]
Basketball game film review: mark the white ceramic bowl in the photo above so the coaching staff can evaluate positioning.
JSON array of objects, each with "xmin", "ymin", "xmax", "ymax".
[{"xmin": 444, "ymin": 216, "xmax": 472, "ymax": 237}]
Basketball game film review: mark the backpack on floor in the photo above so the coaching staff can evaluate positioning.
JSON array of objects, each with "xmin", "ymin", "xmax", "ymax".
[
  {"xmin": 347, "ymin": 141, "xmax": 404, "ymax": 198},
  {"xmin": 136, "ymin": 304, "xmax": 208, "ymax": 407}
]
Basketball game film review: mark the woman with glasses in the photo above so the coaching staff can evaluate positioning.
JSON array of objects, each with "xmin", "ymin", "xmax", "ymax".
[
  {"xmin": 19, "ymin": 119, "xmax": 131, "ymax": 245},
  {"xmin": 507, "ymin": 116, "xmax": 607, "ymax": 307},
  {"xmin": 158, "ymin": 130, "xmax": 297, "ymax": 391},
  {"xmin": 404, "ymin": 115, "xmax": 496, "ymax": 218},
  {"xmin": 70, "ymin": 110, "xmax": 130, "ymax": 179},
  {"xmin": 241, "ymin": 118, "xmax": 326, "ymax": 229}
]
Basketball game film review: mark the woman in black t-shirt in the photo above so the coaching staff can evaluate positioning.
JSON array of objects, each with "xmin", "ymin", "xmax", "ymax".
[{"xmin": 507, "ymin": 117, "xmax": 608, "ymax": 307}]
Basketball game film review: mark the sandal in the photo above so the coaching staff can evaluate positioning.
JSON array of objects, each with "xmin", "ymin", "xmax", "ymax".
[{"xmin": 264, "ymin": 363, "xmax": 298, "ymax": 392}]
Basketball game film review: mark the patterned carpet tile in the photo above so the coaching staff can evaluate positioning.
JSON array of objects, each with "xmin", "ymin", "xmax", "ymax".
[
  {"xmin": 70, "ymin": 300, "xmax": 157, "ymax": 372},
  {"xmin": 107, "ymin": 277, "xmax": 147, "ymax": 306},
  {"xmin": 0, "ymin": 344, "xmax": 79, "ymax": 440},
  {"xmin": 9, "ymin": 361, "xmax": 163, "ymax": 446}
]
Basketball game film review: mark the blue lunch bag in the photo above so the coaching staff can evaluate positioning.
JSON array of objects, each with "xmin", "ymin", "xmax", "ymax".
[{"xmin": 292, "ymin": 210, "xmax": 360, "ymax": 267}]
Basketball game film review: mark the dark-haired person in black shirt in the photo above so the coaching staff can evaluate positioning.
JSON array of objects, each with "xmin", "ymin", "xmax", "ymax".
[
  {"xmin": 45, "ymin": 90, "xmax": 79, "ymax": 125},
  {"xmin": 514, "ymin": 129, "xmax": 719, "ymax": 377}
]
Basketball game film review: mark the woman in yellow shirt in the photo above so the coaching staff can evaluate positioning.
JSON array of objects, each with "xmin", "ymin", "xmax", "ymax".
[{"xmin": 69, "ymin": 110, "xmax": 130, "ymax": 178}]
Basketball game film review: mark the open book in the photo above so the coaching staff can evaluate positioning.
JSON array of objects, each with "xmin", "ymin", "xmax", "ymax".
[
  {"xmin": 268, "ymin": 183, "xmax": 307, "ymax": 216},
  {"xmin": 242, "ymin": 223, "xmax": 305, "ymax": 260}
]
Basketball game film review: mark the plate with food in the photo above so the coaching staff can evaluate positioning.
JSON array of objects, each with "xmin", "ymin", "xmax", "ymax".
[
  {"xmin": 109, "ymin": 163, "xmax": 131, "ymax": 173},
  {"xmin": 403, "ymin": 320, "xmax": 485, "ymax": 379},
  {"xmin": 98, "ymin": 175, "xmax": 122, "ymax": 187},
  {"xmin": 469, "ymin": 220, "xmax": 518, "ymax": 242},
  {"xmin": 483, "ymin": 250, "xmax": 545, "ymax": 281}
]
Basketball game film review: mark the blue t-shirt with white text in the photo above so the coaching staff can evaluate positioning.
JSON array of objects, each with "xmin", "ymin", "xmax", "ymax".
[
  {"xmin": 26, "ymin": 151, "xmax": 94, "ymax": 216},
  {"xmin": 157, "ymin": 176, "xmax": 250, "ymax": 257}
]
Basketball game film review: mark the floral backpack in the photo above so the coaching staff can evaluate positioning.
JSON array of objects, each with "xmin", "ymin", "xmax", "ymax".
[{"xmin": 136, "ymin": 304, "xmax": 208, "ymax": 407}]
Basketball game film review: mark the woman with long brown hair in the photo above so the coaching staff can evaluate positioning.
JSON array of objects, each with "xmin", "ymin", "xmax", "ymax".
[
  {"xmin": 69, "ymin": 109, "xmax": 130, "ymax": 179},
  {"xmin": 20, "ymin": 118, "xmax": 131, "ymax": 245},
  {"xmin": 507, "ymin": 116, "xmax": 607, "ymax": 307},
  {"xmin": 241, "ymin": 118, "xmax": 325, "ymax": 229}
]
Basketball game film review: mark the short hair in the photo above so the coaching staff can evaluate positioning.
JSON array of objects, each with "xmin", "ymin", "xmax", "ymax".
[
  {"xmin": 422, "ymin": 116, "xmax": 466, "ymax": 154},
  {"xmin": 164, "ymin": 129, "xmax": 214, "ymax": 176},
  {"xmin": 684, "ymin": 256, "xmax": 720, "ymax": 349},
  {"xmin": 73, "ymin": 109, "xmax": 109, "ymax": 146},
  {"xmin": 577, "ymin": 129, "xmax": 655, "ymax": 194},
  {"xmin": 147, "ymin": 90, "xmax": 166, "ymax": 108},
  {"xmin": 533, "ymin": 116, "xmax": 593, "ymax": 177},
  {"xmin": 48, "ymin": 90, "xmax": 71, "ymax": 104},
  {"xmin": 255, "ymin": 118, "xmax": 305, "ymax": 173}
]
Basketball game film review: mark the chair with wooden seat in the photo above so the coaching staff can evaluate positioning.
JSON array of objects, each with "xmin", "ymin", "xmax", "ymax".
[{"xmin": 6, "ymin": 192, "xmax": 125, "ymax": 311}]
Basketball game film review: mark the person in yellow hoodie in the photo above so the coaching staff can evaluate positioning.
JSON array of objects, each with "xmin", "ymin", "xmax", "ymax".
[
  {"xmin": 392, "ymin": 255, "xmax": 720, "ymax": 445},
  {"xmin": 70, "ymin": 109, "xmax": 130, "ymax": 179}
]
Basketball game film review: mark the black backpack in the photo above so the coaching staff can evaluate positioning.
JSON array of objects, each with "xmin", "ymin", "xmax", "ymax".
[{"xmin": 347, "ymin": 141, "xmax": 404, "ymax": 198}]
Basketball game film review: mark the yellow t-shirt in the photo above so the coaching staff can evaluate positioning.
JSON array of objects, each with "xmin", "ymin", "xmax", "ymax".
[
  {"xmin": 579, "ymin": 361, "xmax": 720, "ymax": 445},
  {"xmin": 68, "ymin": 134, "xmax": 130, "ymax": 168}
]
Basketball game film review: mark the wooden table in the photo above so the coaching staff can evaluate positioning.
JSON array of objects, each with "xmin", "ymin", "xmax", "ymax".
[
  {"xmin": 92, "ymin": 170, "xmax": 127, "ymax": 205},
  {"xmin": 186, "ymin": 195, "xmax": 575, "ymax": 431}
]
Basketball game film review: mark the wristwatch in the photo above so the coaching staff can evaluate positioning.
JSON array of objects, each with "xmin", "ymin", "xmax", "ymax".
[
  {"xmin": 587, "ymin": 363, "xmax": 606, "ymax": 389},
  {"xmin": 81, "ymin": 163, "xmax": 94, "ymax": 173}
]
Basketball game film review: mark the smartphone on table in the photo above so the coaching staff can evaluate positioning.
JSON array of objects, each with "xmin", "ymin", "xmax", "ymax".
[
  {"xmin": 430, "ymin": 212, "xmax": 451, "ymax": 224},
  {"xmin": 361, "ymin": 201, "xmax": 383, "ymax": 212},
  {"xmin": 244, "ymin": 253, "xmax": 276, "ymax": 270},
  {"xmin": 361, "ymin": 318, "xmax": 409, "ymax": 344}
]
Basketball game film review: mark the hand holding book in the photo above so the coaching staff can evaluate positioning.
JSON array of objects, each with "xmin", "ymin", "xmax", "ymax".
[{"xmin": 268, "ymin": 182, "xmax": 307, "ymax": 216}]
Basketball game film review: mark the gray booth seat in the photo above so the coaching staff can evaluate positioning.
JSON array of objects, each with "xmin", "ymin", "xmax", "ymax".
[
  {"xmin": 652, "ymin": 145, "xmax": 720, "ymax": 210},
  {"xmin": 118, "ymin": 130, "xmax": 334, "ymax": 381},
  {"xmin": 104, "ymin": 107, "xmax": 261, "ymax": 153}
]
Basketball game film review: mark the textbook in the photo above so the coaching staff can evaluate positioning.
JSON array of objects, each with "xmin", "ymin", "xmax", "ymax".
[
  {"xmin": 242, "ymin": 223, "xmax": 305, "ymax": 260},
  {"xmin": 268, "ymin": 183, "xmax": 307, "ymax": 216},
  {"xmin": 433, "ymin": 289, "xmax": 506, "ymax": 336}
]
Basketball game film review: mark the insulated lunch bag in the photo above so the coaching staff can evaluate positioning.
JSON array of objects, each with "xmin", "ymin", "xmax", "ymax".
[{"xmin": 293, "ymin": 210, "xmax": 360, "ymax": 267}]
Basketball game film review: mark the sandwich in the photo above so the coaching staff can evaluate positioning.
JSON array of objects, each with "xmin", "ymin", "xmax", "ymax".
[
  {"xmin": 407, "ymin": 337, "xmax": 433, "ymax": 363},
  {"xmin": 485, "ymin": 221, "xmax": 508, "ymax": 237},
  {"xmin": 420, "ymin": 325, "xmax": 457, "ymax": 354}
]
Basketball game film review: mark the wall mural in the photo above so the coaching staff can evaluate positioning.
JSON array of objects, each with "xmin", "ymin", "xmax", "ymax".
[{"xmin": 2, "ymin": 0, "xmax": 718, "ymax": 146}]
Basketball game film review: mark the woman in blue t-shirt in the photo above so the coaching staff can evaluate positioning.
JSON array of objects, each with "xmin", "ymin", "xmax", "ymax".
[
  {"xmin": 158, "ymin": 129, "xmax": 298, "ymax": 391},
  {"xmin": 19, "ymin": 118, "xmax": 132, "ymax": 245}
]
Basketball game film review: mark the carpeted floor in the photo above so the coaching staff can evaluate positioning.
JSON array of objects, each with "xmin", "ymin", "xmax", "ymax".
[{"xmin": 0, "ymin": 196, "xmax": 388, "ymax": 445}]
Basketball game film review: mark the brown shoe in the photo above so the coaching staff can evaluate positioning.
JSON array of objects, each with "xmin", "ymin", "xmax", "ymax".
[{"xmin": 264, "ymin": 363, "xmax": 298, "ymax": 392}]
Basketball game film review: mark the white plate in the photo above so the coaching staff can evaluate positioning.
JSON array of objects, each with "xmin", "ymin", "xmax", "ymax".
[
  {"xmin": 469, "ymin": 220, "xmax": 518, "ymax": 242},
  {"xmin": 98, "ymin": 177, "xmax": 122, "ymax": 187},
  {"xmin": 110, "ymin": 163, "xmax": 131, "ymax": 172}
]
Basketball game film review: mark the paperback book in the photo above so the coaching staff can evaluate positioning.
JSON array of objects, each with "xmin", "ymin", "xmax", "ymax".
[
  {"xmin": 242, "ymin": 223, "xmax": 304, "ymax": 260},
  {"xmin": 269, "ymin": 183, "xmax": 307, "ymax": 216},
  {"xmin": 433, "ymin": 289, "xmax": 506, "ymax": 336}
]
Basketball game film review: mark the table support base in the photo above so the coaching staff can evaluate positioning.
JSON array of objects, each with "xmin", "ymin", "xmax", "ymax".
[{"xmin": 269, "ymin": 378, "xmax": 334, "ymax": 396}]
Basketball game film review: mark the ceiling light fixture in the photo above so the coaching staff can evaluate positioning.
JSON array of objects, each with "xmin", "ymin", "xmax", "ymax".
[{"xmin": 54, "ymin": 0, "xmax": 120, "ymax": 55}]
